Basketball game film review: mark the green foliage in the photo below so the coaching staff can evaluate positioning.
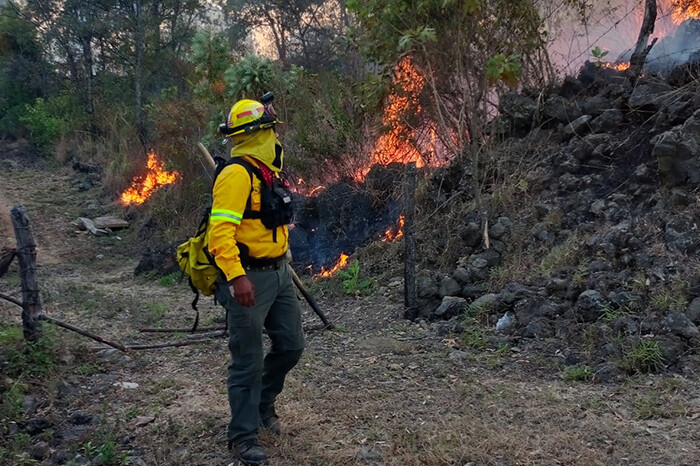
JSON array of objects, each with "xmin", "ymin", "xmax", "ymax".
[
  {"xmin": 0, "ymin": 323, "xmax": 59, "ymax": 378},
  {"xmin": 621, "ymin": 340, "xmax": 664, "ymax": 374},
  {"xmin": 338, "ymin": 260, "xmax": 373, "ymax": 295},
  {"xmin": 563, "ymin": 365, "xmax": 594, "ymax": 382},
  {"xmin": 461, "ymin": 326, "xmax": 486, "ymax": 349},
  {"xmin": 191, "ymin": 30, "xmax": 231, "ymax": 102},
  {"xmin": 20, "ymin": 95, "xmax": 83, "ymax": 150},
  {"xmin": 538, "ymin": 235, "xmax": 582, "ymax": 278},
  {"xmin": 158, "ymin": 272, "xmax": 181, "ymax": 287},
  {"xmin": 486, "ymin": 54, "xmax": 522, "ymax": 88},
  {"xmin": 591, "ymin": 46, "xmax": 609, "ymax": 66},
  {"xmin": 225, "ymin": 55, "xmax": 280, "ymax": 100}
]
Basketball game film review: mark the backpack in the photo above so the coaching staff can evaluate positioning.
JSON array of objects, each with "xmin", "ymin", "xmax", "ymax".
[{"xmin": 176, "ymin": 156, "xmax": 293, "ymax": 330}]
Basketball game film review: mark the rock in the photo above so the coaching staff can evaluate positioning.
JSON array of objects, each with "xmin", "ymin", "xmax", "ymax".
[
  {"xmin": 93, "ymin": 216, "xmax": 129, "ymax": 230},
  {"xmin": 135, "ymin": 244, "xmax": 179, "ymax": 276},
  {"xmin": 534, "ymin": 203, "xmax": 553, "ymax": 218},
  {"xmin": 634, "ymin": 164, "xmax": 654, "ymax": 183},
  {"xmin": 593, "ymin": 363, "xmax": 617, "ymax": 383},
  {"xmin": 470, "ymin": 249, "xmax": 501, "ymax": 269},
  {"xmin": 656, "ymin": 335, "xmax": 686, "ymax": 363},
  {"xmin": 71, "ymin": 412, "xmax": 98, "ymax": 425},
  {"xmin": 71, "ymin": 454, "xmax": 90, "ymax": 465},
  {"xmin": 439, "ymin": 277, "xmax": 462, "ymax": 297},
  {"xmin": 664, "ymin": 218, "xmax": 699, "ymax": 254},
  {"xmin": 575, "ymin": 290, "xmax": 606, "ymax": 322},
  {"xmin": 470, "ymin": 293, "xmax": 500, "ymax": 312},
  {"xmin": 670, "ymin": 188, "xmax": 690, "ymax": 206},
  {"xmin": 127, "ymin": 457, "xmax": 148, "ymax": 466},
  {"xmin": 29, "ymin": 441, "xmax": 52, "ymax": 460},
  {"xmin": 452, "ymin": 267, "xmax": 470, "ymax": 284},
  {"xmin": 499, "ymin": 92, "xmax": 537, "ymax": 131},
  {"xmin": 416, "ymin": 273, "xmax": 438, "ymax": 298},
  {"xmin": 687, "ymin": 298, "xmax": 700, "ymax": 325},
  {"xmin": 514, "ymin": 298, "xmax": 556, "ymax": 326},
  {"xmin": 629, "ymin": 82, "xmax": 674, "ymax": 110},
  {"xmin": 461, "ymin": 283, "xmax": 488, "ymax": 299},
  {"xmin": 562, "ymin": 115, "xmax": 592, "ymax": 139},
  {"xmin": 495, "ymin": 312, "xmax": 516, "ymax": 333},
  {"xmin": 433, "ymin": 296, "xmax": 468, "ymax": 320},
  {"xmin": 590, "ymin": 109, "xmax": 624, "ymax": 133},
  {"xmin": 543, "ymin": 95, "xmax": 582, "ymax": 123},
  {"xmin": 462, "ymin": 222, "xmax": 481, "ymax": 247},
  {"xmin": 356, "ymin": 446, "xmax": 382, "ymax": 462},
  {"xmin": 582, "ymin": 95, "xmax": 612, "ymax": 116},
  {"xmin": 661, "ymin": 312, "xmax": 700, "ymax": 338},
  {"xmin": 448, "ymin": 349, "xmax": 469, "ymax": 362},
  {"xmin": 26, "ymin": 417, "xmax": 51, "ymax": 436},
  {"xmin": 489, "ymin": 217, "xmax": 512, "ymax": 240},
  {"xmin": 652, "ymin": 111, "xmax": 700, "ymax": 186},
  {"xmin": 612, "ymin": 316, "xmax": 638, "ymax": 335},
  {"xmin": 559, "ymin": 76, "xmax": 583, "ymax": 98},
  {"xmin": 22, "ymin": 395, "xmax": 37, "ymax": 415},
  {"xmin": 113, "ymin": 381, "xmax": 139, "ymax": 389},
  {"xmin": 534, "ymin": 229, "xmax": 554, "ymax": 243},
  {"xmin": 522, "ymin": 318, "xmax": 554, "ymax": 339}
]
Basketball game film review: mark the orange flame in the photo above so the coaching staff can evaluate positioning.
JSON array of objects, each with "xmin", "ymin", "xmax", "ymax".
[
  {"xmin": 315, "ymin": 253, "xmax": 349, "ymax": 278},
  {"xmin": 601, "ymin": 61, "xmax": 630, "ymax": 71},
  {"xmin": 355, "ymin": 56, "xmax": 442, "ymax": 182},
  {"xmin": 669, "ymin": 0, "xmax": 700, "ymax": 25},
  {"xmin": 120, "ymin": 151, "xmax": 179, "ymax": 205},
  {"xmin": 383, "ymin": 214, "xmax": 405, "ymax": 241}
]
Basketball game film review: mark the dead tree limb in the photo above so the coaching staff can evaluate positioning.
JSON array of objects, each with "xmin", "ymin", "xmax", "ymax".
[
  {"xmin": 628, "ymin": 0, "xmax": 657, "ymax": 80},
  {"xmin": 403, "ymin": 163, "xmax": 418, "ymax": 319},
  {"xmin": 0, "ymin": 248, "xmax": 16, "ymax": 278},
  {"xmin": 140, "ymin": 326, "xmax": 226, "ymax": 333},
  {"xmin": 290, "ymin": 268, "xmax": 334, "ymax": 329},
  {"xmin": 11, "ymin": 205, "xmax": 42, "ymax": 341},
  {"xmin": 38, "ymin": 315, "xmax": 130, "ymax": 352},
  {"xmin": 0, "ymin": 291, "xmax": 23, "ymax": 307},
  {"xmin": 126, "ymin": 337, "xmax": 223, "ymax": 350}
]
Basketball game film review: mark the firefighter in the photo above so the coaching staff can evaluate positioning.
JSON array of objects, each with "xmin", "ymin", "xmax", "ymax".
[{"xmin": 208, "ymin": 96, "xmax": 304, "ymax": 465}]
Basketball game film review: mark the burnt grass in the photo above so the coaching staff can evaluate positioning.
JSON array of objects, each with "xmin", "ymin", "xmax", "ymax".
[{"xmin": 2, "ymin": 67, "xmax": 700, "ymax": 465}]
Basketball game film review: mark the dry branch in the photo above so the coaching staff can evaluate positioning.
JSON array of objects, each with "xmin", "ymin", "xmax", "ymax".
[
  {"xmin": 140, "ymin": 326, "xmax": 226, "ymax": 333},
  {"xmin": 403, "ymin": 163, "xmax": 418, "ymax": 318},
  {"xmin": 0, "ymin": 291, "xmax": 23, "ymax": 307},
  {"xmin": 38, "ymin": 315, "xmax": 130, "ymax": 352}
]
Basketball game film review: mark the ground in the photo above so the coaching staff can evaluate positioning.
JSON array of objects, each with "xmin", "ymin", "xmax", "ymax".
[{"xmin": 1, "ymin": 142, "xmax": 699, "ymax": 466}]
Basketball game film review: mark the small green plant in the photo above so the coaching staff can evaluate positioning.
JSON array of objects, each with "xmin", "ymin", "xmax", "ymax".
[
  {"xmin": 337, "ymin": 260, "xmax": 372, "ymax": 296},
  {"xmin": 621, "ymin": 340, "xmax": 664, "ymax": 373},
  {"xmin": 145, "ymin": 302, "xmax": 169, "ymax": 324},
  {"xmin": 591, "ymin": 46, "xmax": 609, "ymax": 66},
  {"xmin": 157, "ymin": 271, "xmax": 180, "ymax": 287},
  {"xmin": 539, "ymin": 235, "xmax": 581, "ymax": 278},
  {"xmin": 634, "ymin": 395, "xmax": 664, "ymax": 420},
  {"xmin": 563, "ymin": 365, "xmax": 594, "ymax": 382},
  {"xmin": 486, "ymin": 53, "xmax": 522, "ymax": 88},
  {"xmin": 461, "ymin": 326, "xmax": 486, "ymax": 349}
]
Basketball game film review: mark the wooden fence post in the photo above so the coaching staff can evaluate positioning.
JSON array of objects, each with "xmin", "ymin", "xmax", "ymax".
[
  {"xmin": 403, "ymin": 163, "xmax": 418, "ymax": 319},
  {"xmin": 10, "ymin": 205, "xmax": 42, "ymax": 341}
]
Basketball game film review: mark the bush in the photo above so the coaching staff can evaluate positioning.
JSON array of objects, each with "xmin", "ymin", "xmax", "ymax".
[{"xmin": 20, "ymin": 94, "xmax": 84, "ymax": 150}]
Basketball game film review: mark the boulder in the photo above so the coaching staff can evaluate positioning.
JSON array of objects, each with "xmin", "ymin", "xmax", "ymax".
[
  {"xmin": 439, "ymin": 277, "xmax": 462, "ymax": 298},
  {"xmin": 628, "ymin": 81, "xmax": 674, "ymax": 110},
  {"xmin": 661, "ymin": 312, "xmax": 700, "ymax": 338},
  {"xmin": 562, "ymin": 115, "xmax": 592, "ymax": 140},
  {"xmin": 433, "ymin": 296, "xmax": 468, "ymax": 320},
  {"xmin": 575, "ymin": 290, "xmax": 607, "ymax": 322},
  {"xmin": 543, "ymin": 95, "xmax": 582, "ymax": 123},
  {"xmin": 499, "ymin": 92, "xmax": 537, "ymax": 131},
  {"xmin": 687, "ymin": 298, "xmax": 700, "ymax": 325},
  {"xmin": 582, "ymin": 95, "xmax": 612, "ymax": 116},
  {"xmin": 652, "ymin": 110, "xmax": 700, "ymax": 186},
  {"xmin": 590, "ymin": 109, "xmax": 624, "ymax": 133}
]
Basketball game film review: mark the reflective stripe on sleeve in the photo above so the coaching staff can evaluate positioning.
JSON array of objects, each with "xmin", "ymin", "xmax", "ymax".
[{"xmin": 210, "ymin": 209, "xmax": 243, "ymax": 225}]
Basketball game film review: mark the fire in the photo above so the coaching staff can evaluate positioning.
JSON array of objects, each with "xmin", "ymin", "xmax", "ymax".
[
  {"xmin": 383, "ymin": 214, "xmax": 405, "ymax": 241},
  {"xmin": 120, "ymin": 151, "xmax": 179, "ymax": 205},
  {"xmin": 355, "ymin": 56, "xmax": 443, "ymax": 182},
  {"xmin": 669, "ymin": 0, "xmax": 700, "ymax": 25},
  {"xmin": 601, "ymin": 61, "xmax": 630, "ymax": 71},
  {"xmin": 315, "ymin": 253, "xmax": 349, "ymax": 278}
]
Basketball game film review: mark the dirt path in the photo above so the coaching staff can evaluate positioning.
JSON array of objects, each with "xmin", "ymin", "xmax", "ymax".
[{"xmin": 1, "ymin": 147, "xmax": 699, "ymax": 466}]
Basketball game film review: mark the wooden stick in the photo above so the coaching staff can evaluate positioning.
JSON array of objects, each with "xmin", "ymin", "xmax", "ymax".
[
  {"xmin": 126, "ymin": 338, "xmax": 222, "ymax": 350},
  {"xmin": 403, "ymin": 163, "xmax": 418, "ymax": 319},
  {"xmin": 186, "ymin": 330, "xmax": 227, "ymax": 340},
  {"xmin": 197, "ymin": 142, "xmax": 217, "ymax": 171},
  {"xmin": 140, "ymin": 326, "xmax": 226, "ymax": 333},
  {"xmin": 11, "ymin": 205, "xmax": 42, "ymax": 341},
  {"xmin": 38, "ymin": 315, "xmax": 131, "ymax": 353},
  {"xmin": 289, "ymin": 267, "xmax": 334, "ymax": 329},
  {"xmin": 0, "ymin": 291, "xmax": 23, "ymax": 308}
]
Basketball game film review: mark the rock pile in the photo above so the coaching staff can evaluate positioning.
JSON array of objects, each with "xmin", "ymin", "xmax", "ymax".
[{"xmin": 418, "ymin": 63, "xmax": 700, "ymax": 378}]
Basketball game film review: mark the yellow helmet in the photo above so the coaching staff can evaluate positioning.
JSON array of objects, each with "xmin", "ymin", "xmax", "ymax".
[{"xmin": 220, "ymin": 99, "xmax": 279, "ymax": 136}]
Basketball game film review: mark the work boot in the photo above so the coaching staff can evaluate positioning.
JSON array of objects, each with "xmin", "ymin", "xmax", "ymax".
[
  {"xmin": 259, "ymin": 403, "xmax": 281, "ymax": 435},
  {"xmin": 235, "ymin": 438, "xmax": 268, "ymax": 465}
]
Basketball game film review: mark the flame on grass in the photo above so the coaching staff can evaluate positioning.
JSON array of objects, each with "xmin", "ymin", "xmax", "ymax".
[
  {"xmin": 383, "ymin": 214, "xmax": 405, "ymax": 242},
  {"xmin": 120, "ymin": 151, "xmax": 179, "ymax": 205},
  {"xmin": 315, "ymin": 253, "xmax": 349, "ymax": 278}
]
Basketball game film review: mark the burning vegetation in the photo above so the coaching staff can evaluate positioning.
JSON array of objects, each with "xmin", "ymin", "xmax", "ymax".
[{"xmin": 120, "ymin": 152, "xmax": 179, "ymax": 206}]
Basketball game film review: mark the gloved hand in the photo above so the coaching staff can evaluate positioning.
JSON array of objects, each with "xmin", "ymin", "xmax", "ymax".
[{"xmin": 230, "ymin": 275, "xmax": 255, "ymax": 307}]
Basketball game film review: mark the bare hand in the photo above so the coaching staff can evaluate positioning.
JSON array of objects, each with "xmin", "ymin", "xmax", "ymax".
[{"xmin": 231, "ymin": 276, "xmax": 255, "ymax": 307}]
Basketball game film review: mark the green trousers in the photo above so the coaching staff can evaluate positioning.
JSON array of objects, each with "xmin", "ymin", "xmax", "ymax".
[{"xmin": 215, "ymin": 263, "xmax": 305, "ymax": 445}]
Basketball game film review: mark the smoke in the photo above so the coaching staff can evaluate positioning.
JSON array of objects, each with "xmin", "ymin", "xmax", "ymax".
[{"xmin": 544, "ymin": 0, "xmax": 700, "ymax": 73}]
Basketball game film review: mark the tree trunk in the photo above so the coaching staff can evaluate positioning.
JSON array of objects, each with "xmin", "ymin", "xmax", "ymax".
[
  {"xmin": 628, "ymin": 0, "xmax": 657, "ymax": 80},
  {"xmin": 10, "ymin": 206, "xmax": 42, "ymax": 341},
  {"xmin": 403, "ymin": 163, "xmax": 418, "ymax": 319},
  {"xmin": 134, "ymin": 0, "xmax": 147, "ymax": 141}
]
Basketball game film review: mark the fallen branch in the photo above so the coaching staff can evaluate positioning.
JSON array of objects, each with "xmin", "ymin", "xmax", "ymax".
[
  {"xmin": 0, "ymin": 291, "xmax": 23, "ymax": 307},
  {"xmin": 140, "ymin": 326, "xmax": 226, "ymax": 333},
  {"xmin": 38, "ymin": 315, "xmax": 130, "ymax": 352},
  {"xmin": 186, "ymin": 330, "xmax": 227, "ymax": 340},
  {"xmin": 126, "ymin": 338, "xmax": 222, "ymax": 350}
]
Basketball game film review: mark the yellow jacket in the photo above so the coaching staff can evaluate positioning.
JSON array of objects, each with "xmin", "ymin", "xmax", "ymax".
[{"xmin": 206, "ymin": 155, "xmax": 288, "ymax": 281}]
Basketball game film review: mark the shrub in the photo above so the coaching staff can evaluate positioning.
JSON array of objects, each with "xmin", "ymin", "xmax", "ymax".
[
  {"xmin": 621, "ymin": 340, "xmax": 664, "ymax": 374},
  {"xmin": 19, "ymin": 94, "xmax": 84, "ymax": 150}
]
